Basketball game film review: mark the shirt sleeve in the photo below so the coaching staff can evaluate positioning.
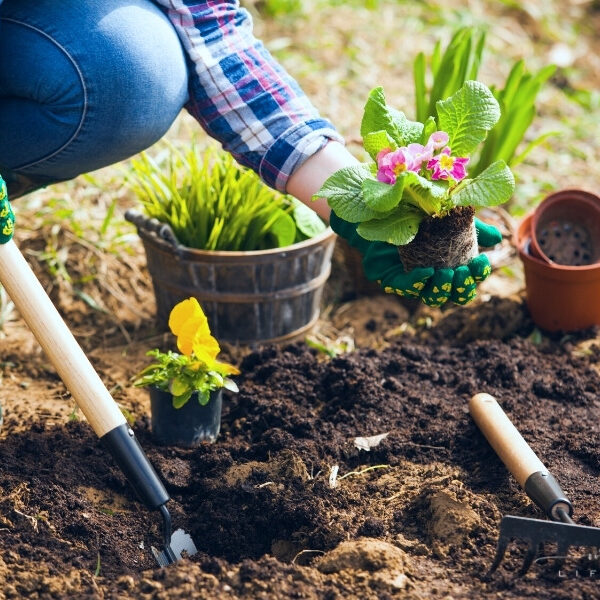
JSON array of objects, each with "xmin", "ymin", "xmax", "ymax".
[{"xmin": 153, "ymin": 0, "xmax": 345, "ymax": 192}]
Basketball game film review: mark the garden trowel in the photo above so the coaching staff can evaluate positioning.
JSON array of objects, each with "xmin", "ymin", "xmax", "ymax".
[
  {"xmin": 469, "ymin": 392, "xmax": 600, "ymax": 576},
  {"xmin": 0, "ymin": 237, "xmax": 197, "ymax": 566}
]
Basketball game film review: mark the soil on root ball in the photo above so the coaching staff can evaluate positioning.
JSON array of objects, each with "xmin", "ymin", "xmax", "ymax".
[
  {"xmin": 397, "ymin": 206, "xmax": 477, "ymax": 270},
  {"xmin": 1, "ymin": 329, "xmax": 600, "ymax": 598}
]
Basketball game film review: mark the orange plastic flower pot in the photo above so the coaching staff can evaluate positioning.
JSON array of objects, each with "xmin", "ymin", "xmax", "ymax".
[
  {"xmin": 530, "ymin": 189, "xmax": 600, "ymax": 266},
  {"xmin": 515, "ymin": 214, "xmax": 600, "ymax": 332}
]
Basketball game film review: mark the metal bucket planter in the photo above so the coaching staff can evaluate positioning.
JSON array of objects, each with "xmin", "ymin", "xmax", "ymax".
[{"xmin": 126, "ymin": 210, "xmax": 336, "ymax": 344}]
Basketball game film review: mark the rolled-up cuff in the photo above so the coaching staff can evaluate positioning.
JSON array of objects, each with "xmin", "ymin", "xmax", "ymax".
[{"xmin": 259, "ymin": 119, "xmax": 345, "ymax": 193}]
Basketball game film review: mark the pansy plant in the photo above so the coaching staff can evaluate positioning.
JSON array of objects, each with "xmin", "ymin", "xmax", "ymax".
[
  {"xmin": 134, "ymin": 297, "xmax": 239, "ymax": 408},
  {"xmin": 316, "ymin": 81, "xmax": 515, "ymax": 246}
]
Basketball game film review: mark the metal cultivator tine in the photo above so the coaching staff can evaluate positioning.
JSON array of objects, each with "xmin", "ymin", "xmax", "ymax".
[{"xmin": 488, "ymin": 515, "xmax": 600, "ymax": 576}]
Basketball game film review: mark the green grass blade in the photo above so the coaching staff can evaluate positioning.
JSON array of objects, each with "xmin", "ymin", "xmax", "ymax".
[
  {"xmin": 414, "ymin": 52, "xmax": 427, "ymax": 123},
  {"xmin": 510, "ymin": 130, "xmax": 561, "ymax": 168}
]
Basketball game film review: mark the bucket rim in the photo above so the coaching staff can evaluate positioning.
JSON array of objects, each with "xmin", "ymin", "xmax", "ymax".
[{"xmin": 138, "ymin": 224, "xmax": 336, "ymax": 259}]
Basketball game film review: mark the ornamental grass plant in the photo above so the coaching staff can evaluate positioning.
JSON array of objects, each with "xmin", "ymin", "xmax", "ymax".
[{"xmin": 125, "ymin": 142, "xmax": 325, "ymax": 252}]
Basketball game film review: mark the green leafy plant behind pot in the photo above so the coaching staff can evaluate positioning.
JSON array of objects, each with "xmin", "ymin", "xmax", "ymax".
[
  {"xmin": 414, "ymin": 27, "xmax": 486, "ymax": 125},
  {"xmin": 125, "ymin": 142, "xmax": 325, "ymax": 251},
  {"xmin": 414, "ymin": 26, "xmax": 556, "ymax": 177}
]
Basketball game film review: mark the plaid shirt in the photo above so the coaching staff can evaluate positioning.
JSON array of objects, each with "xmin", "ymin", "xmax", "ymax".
[{"xmin": 153, "ymin": 0, "xmax": 344, "ymax": 192}]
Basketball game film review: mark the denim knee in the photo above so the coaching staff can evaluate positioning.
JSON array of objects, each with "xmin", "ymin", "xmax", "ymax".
[{"xmin": 0, "ymin": 0, "xmax": 188, "ymax": 180}]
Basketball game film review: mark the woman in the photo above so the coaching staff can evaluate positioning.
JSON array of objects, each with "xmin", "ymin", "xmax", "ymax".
[{"xmin": 0, "ymin": 0, "xmax": 499, "ymax": 302}]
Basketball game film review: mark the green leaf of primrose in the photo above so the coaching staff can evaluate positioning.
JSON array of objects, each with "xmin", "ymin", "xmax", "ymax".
[
  {"xmin": 420, "ymin": 116, "xmax": 437, "ymax": 146},
  {"xmin": 437, "ymin": 80, "xmax": 500, "ymax": 157},
  {"xmin": 360, "ymin": 87, "xmax": 423, "ymax": 147},
  {"xmin": 362, "ymin": 178, "xmax": 405, "ymax": 213},
  {"xmin": 361, "ymin": 87, "xmax": 399, "ymax": 140},
  {"xmin": 388, "ymin": 107, "xmax": 424, "ymax": 145},
  {"xmin": 357, "ymin": 205, "xmax": 423, "ymax": 246},
  {"xmin": 402, "ymin": 172, "xmax": 446, "ymax": 216},
  {"xmin": 290, "ymin": 197, "xmax": 326, "ymax": 238},
  {"xmin": 363, "ymin": 130, "xmax": 397, "ymax": 162},
  {"xmin": 314, "ymin": 164, "xmax": 384, "ymax": 223},
  {"xmin": 450, "ymin": 160, "xmax": 515, "ymax": 208}
]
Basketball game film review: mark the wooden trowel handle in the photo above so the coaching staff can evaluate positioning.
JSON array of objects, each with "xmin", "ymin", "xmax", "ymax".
[
  {"xmin": 0, "ymin": 239, "xmax": 170, "ymax": 509},
  {"xmin": 0, "ymin": 240, "xmax": 125, "ymax": 436},
  {"xmin": 469, "ymin": 392, "xmax": 546, "ymax": 487}
]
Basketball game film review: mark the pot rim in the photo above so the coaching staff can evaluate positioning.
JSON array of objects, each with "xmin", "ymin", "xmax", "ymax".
[
  {"xmin": 516, "ymin": 213, "xmax": 600, "ymax": 274},
  {"xmin": 530, "ymin": 188, "xmax": 600, "ymax": 266}
]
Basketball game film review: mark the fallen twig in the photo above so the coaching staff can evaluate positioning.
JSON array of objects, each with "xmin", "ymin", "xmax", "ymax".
[
  {"xmin": 338, "ymin": 464, "xmax": 390, "ymax": 480},
  {"xmin": 292, "ymin": 549, "xmax": 325, "ymax": 565}
]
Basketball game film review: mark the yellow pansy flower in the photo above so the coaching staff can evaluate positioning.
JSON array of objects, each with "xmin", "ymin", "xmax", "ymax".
[
  {"xmin": 169, "ymin": 297, "xmax": 204, "ymax": 337},
  {"xmin": 168, "ymin": 298, "xmax": 239, "ymax": 374}
]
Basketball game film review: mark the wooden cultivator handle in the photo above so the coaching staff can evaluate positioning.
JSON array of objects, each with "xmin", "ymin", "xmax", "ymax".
[
  {"xmin": 469, "ymin": 392, "xmax": 545, "ymax": 487},
  {"xmin": 469, "ymin": 392, "xmax": 572, "ymax": 521}
]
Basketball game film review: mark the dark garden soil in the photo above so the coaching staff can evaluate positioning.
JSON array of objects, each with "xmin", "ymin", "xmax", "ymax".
[
  {"xmin": 2, "ymin": 0, "xmax": 600, "ymax": 595},
  {"xmin": 2, "ymin": 291, "xmax": 600, "ymax": 599}
]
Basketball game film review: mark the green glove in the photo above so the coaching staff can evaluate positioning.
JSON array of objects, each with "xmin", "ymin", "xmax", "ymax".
[
  {"xmin": 330, "ymin": 211, "xmax": 500, "ymax": 306},
  {"xmin": 0, "ymin": 176, "xmax": 15, "ymax": 244}
]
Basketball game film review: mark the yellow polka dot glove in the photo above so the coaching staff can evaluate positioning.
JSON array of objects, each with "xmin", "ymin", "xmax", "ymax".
[
  {"xmin": 0, "ymin": 176, "xmax": 15, "ymax": 244},
  {"xmin": 330, "ymin": 211, "xmax": 500, "ymax": 306}
]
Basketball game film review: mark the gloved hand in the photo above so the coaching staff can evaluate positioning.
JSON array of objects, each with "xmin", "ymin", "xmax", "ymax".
[
  {"xmin": 330, "ymin": 211, "xmax": 501, "ymax": 307},
  {"xmin": 0, "ymin": 176, "xmax": 15, "ymax": 244}
]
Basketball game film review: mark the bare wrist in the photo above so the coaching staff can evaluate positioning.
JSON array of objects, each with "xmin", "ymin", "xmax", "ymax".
[{"xmin": 286, "ymin": 141, "xmax": 359, "ymax": 222}]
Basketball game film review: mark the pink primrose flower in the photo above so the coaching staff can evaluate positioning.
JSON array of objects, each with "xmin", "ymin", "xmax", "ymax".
[
  {"xmin": 428, "ymin": 131, "xmax": 449, "ymax": 150},
  {"xmin": 405, "ymin": 143, "xmax": 434, "ymax": 172},
  {"xmin": 377, "ymin": 148, "xmax": 409, "ymax": 184},
  {"xmin": 427, "ymin": 147, "xmax": 469, "ymax": 181},
  {"xmin": 376, "ymin": 147, "xmax": 393, "ymax": 163}
]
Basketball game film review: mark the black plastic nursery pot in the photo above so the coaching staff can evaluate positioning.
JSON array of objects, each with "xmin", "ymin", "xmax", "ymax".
[
  {"xmin": 126, "ymin": 210, "xmax": 336, "ymax": 345},
  {"xmin": 149, "ymin": 387, "xmax": 222, "ymax": 448}
]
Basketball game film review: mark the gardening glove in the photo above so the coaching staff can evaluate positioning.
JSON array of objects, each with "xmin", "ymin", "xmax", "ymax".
[
  {"xmin": 419, "ymin": 218, "xmax": 501, "ymax": 306},
  {"xmin": 0, "ymin": 176, "xmax": 15, "ymax": 244},
  {"xmin": 330, "ymin": 211, "xmax": 500, "ymax": 306},
  {"xmin": 330, "ymin": 210, "xmax": 434, "ymax": 298}
]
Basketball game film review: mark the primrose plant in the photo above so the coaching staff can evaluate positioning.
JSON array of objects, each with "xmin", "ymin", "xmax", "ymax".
[{"xmin": 317, "ymin": 80, "xmax": 515, "ymax": 248}]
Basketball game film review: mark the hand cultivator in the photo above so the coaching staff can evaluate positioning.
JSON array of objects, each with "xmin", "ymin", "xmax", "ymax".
[
  {"xmin": 0, "ymin": 178, "xmax": 196, "ymax": 566},
  {"xmin": 470, "ymin": 392, "xmax": 600, "ymax": 576}
]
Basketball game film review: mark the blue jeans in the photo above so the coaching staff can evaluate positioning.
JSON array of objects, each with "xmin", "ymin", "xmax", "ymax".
[{"xmin": 0, "ymin": 0, "xmax": 189, "ymax": 196}]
